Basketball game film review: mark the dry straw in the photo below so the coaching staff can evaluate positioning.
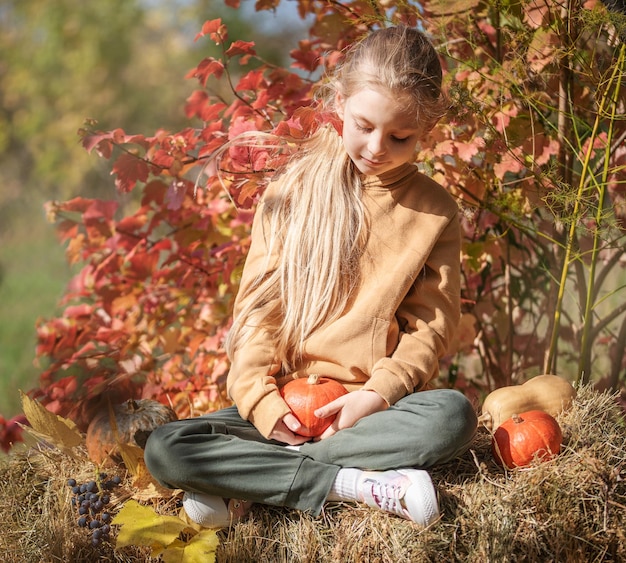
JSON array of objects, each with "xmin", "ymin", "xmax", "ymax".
[{"xmin": 1, "ymin": 385, "xmax": 624, "ymax": 562}]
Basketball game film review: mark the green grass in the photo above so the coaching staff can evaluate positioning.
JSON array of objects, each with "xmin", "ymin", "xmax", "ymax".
[{"xmin": 0, "ymin": 198, "xmax": 71, "ymax": 418}]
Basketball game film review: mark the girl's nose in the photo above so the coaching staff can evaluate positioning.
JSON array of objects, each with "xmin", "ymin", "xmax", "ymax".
[{"xmin": 367, "ymin": 133, "xmax": 386, "ymax": 157}]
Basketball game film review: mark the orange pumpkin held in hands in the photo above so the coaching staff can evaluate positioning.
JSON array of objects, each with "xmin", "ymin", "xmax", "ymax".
[
  {"xmin": 280, "ymin": 374, "xmax": 348, "ymax": 438},
  {"xmin": 492, "ymin": 410, "xmax": 563, "ymax": 469}
]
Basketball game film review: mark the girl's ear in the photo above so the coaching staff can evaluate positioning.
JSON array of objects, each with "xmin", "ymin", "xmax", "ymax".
[{"xmin": 335, "ymin": 91, "xmax": 346, "ymax": 120}]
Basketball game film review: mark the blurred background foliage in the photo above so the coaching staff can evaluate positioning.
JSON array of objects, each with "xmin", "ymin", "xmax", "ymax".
[{"xmin": 0, "ymin": 0, "xmax": 305, "ymax": 417}]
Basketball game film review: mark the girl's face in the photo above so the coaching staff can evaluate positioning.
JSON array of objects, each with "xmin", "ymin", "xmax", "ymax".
[{"xmin": 336, "ymin": 87, "xmax": 420, "ymax": 176}]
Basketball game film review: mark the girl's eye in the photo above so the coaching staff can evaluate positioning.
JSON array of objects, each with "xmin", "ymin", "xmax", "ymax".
[{"xmin": 354, "ymin": 122, "xmax": 413, "ymax": 142}]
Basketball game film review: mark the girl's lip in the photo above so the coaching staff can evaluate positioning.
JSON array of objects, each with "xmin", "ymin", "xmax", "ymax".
[{"xmin": 362, "ymin": 157, "xmax": 387, "ymax": 167}]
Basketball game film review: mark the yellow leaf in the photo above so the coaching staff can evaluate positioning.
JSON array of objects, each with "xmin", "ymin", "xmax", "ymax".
[
  {"xmin": 20, "ymin": 391, "xmax": 83, "ymax": 451},
  {"xmin": 131, "ymin": 461, "xmax": 178, "ymax": 502},
  {"xmin": 113, "ymin": 500, "xmax": 187, "ymax": 555},
  {"xmin": 161, "ymin": 530, "xmax": 220, "ymax": 563},
  {"xmin": 117, "ymin": 441, "xmax": 145, "ymax": 477}
]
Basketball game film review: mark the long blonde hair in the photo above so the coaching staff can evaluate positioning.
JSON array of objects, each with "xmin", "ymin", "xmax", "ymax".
[{"xmin": 225, "ymin": 26, "xmax": 446, "ymax": 372}]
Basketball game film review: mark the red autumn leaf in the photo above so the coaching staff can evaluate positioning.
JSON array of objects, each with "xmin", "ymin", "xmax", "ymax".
[
  {"xmin": 188, "ymin": 58, "xmax": 225, "ymax": 85},
  {"xmin": 112, "ymin": 153, "xmax": 150, "ymax": 193},
  {"xmin": 83, "ymin": 199, "xmax": 118, "ymax": 222},
  {"xmin": 236, "ymin": 69, "xmax": 265, "ymax": 92},
  {"xmin": 141, "ymin": 180, "xmax": 169, "ymax": 206},
  {"xmin": 290, "ymin": 41, "xmax": 323, "ymax": 72},
  {"xmin": 194, "ymin": 19, "xmax": 227, "ymax": 43},
  {"xmin": 456, "ymin": 137, "xmax": 486, "ymax": 163},
  {"xmin": 116, "ymin": 214, "xmax": 148, "ymax": 233},
  {"xmin": 84, "ymin": 218, "xmax": 114, "ymax": 245},
  {"xmin": 324, "ymin": 50, "xmax": 344, "ymax": 70},
  {"xmin": 0, "ymin": 414, "xmax": 27, "ymax": 452},
  {"xmin": 128, "ymin": 251, "xmax": 159, "ymax": 279},
  {"xmin": 226, "ymin": 40, "xmax": 256, "ymax": 58},
  {"xmin": 433, "ymin": 139, "xmax": 455, "ymax": 158},
  {"xmin": 185, "ymin": 90, "xmax": 209, "ymax": 118},
  {"xmin": 151, "ymin": 149, "xmax": 175, "ymax": 170},
  {"xmin": 252, "ymin": 89, "xmax": 271, "ymax": 110},
  {"xmin": 234, "ymin": 177, "xmax": 263, "ymax": 205},
  {"xmin": 165, "ymin": 180, "xmax": 188, "ymax": 211},
  {"xmin": 82, "ymin": 134, "xmax": 114, "ymax": 159},
  {"xmin": 494, "ymin": 151, "xmax": 524, "ymax": 180},
  {"xmin": 185, "ymin": 90, "xmax": 227, "ymax": 121},
  {"xmin": 81, "ymin": 128, "xmax": 127, "ymax": 158},
  {"xmin": 492, "ymin": 104, "xmax": 519, "ymax": 133},
  {"xmin": 56, "ymin": 220, "xmax": 79, "ymax": 243},
  {"xmin": 70, "ymin": 341, "xmax": 98, "ymax": 361},
  {"xmin": 196, "ymin": 18, "xmax": 222, "ymax": 39},
  {"xmin": 64, "ymin": 304, "xmax": 93, "ymax": 318},
  {"xmin": 529, "ymin": 136, "xmax": 560, "ymax": 166},
  {"xmin": 60, "ymin": 197, "xmax": 99, "ymax": 214}
]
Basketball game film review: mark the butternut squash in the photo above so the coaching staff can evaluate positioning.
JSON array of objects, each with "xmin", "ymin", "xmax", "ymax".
[{"xmin": 478, "ymin": 374, "xmax": 576, "ymax": 431}]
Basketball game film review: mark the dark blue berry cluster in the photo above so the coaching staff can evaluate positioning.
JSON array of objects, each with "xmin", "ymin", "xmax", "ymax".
[{"xmin": 67, "ymin": 474, "xmax": 121, "ymax": 547}]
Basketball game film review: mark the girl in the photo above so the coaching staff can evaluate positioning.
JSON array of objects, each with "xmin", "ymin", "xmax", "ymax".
[{"xmin": 145, "ymin": 25, "xmax": 477, "ymax": 528}]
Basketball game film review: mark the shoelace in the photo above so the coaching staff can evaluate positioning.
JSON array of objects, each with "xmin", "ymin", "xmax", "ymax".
[{"xmin": 363, "ymin": 476, "xmax": 410, "ymax": 517}]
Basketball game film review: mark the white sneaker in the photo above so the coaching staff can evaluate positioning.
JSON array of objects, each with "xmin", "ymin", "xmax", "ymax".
[
  {"xmin": 182, "ymin": 492, "xmax": 253, "ymax": 528},
  {"xmin": 357, "ymin": 469, "xmax": 439, "ymax": 526}
]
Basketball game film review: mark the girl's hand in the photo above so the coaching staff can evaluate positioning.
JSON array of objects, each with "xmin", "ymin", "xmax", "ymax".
[
  {"xmin": 314, "ymin": 390, "xmax": 387, "ymax": 440},
  {"xmin": 269, "ymin": 412, "xmax": 311, "ymax": 446}
]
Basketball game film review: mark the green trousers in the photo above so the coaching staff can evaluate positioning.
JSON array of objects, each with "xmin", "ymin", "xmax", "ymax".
[{"xmin": 145, "ymin": 389, "xmax": 477, "ymax": 516}]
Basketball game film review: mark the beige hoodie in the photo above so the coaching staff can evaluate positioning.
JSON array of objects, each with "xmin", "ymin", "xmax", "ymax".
[{"xmin": 227, "ymin": 162, "xmax": 461, "ymax": 438}]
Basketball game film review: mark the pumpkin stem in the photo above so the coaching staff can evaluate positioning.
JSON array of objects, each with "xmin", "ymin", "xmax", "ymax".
[
  {"xmin": 512, "ymin": 413, "xmax": 523, "ymax": 424},
  {"xmin": 477, "ymin": 412, "xmax": 492, "ymax": 428},
  {"xmin": 307, "ymin": 374, "xmax": 321, "ymax": 385}
]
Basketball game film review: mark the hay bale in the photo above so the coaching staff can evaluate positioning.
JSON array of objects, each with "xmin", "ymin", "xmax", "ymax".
[
  {"xmin": 216, "ymin": 386, "xmax": 626, "ymax": 562},
  {"xmin": 0, "ymin": 444, "xmax": 155, "ymax": 563},
  {"xmin": 0, "ymin": 386, "xmax": 624, "ymax": 562}
]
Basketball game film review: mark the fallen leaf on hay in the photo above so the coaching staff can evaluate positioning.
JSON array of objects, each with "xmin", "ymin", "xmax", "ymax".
[
  {"xmin": 113, "ymin": 500, "xmax": 219, "ymax": 562},
  {"xmin": 130, "ymin": 458, "xmax": 178, "ymax": 501},
  {"xmin": 117, "ymin": 441, "xmax": 145, "ymax": 477},
  {"xmin": 113, "ymin": 499, "xmax": 185, "ymax": 550},
  {"xmin": 19, "ymin": 390, "xmax": 84, "ymax": 454},
  {"xmin": 159, "ymin": 532, "xmax": 220, "ymax": 563},
  {"xmin": 131, "ymin": 480, "xmax": 176, "ymax": 502},
  {"xmin": 102, "ymin": 427, "xmax": 177, "ymax": 501}
]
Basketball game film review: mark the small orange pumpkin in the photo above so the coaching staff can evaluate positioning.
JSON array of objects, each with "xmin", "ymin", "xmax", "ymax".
[
  {"xmin": 280, "ymin": 374, "xmax": 347, "ymax": 438},
  {"xmin": 492, "ymin": 410, "xmax": 563, "ymax": 469},
  {"xmin": 86, "ymin": 399, "xmax": 177, "ymax": 465}
]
